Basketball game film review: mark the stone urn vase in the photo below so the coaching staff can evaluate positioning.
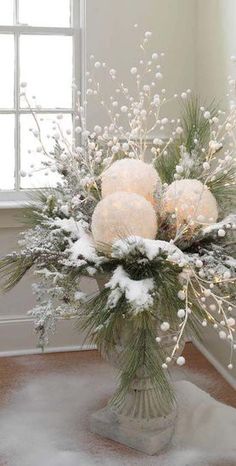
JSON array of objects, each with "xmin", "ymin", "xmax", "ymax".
[{"xmin": 90, "ymin": 276, "xmax": 185, "ymax": 455}]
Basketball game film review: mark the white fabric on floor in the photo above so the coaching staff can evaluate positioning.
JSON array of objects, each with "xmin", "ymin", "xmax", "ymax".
[{"xmin": 0, "ymin": 366, "xmax": 235, "ymax": 466}]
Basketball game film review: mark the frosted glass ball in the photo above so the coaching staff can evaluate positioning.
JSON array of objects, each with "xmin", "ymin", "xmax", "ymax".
[
  {"xmin": 163, "ymin": 179, "xmax": 218, "ymax": 227},
  {"xmin": 91, "ymin": 191, "xmax": 157, "ymax": 246},
  {"xmin": 101, "ymin": 159, "xmax": 161, "ymax": 205}
]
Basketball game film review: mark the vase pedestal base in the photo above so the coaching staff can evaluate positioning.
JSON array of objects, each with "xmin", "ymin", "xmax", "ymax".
[{"xmin": 90, "ymin": 406, "xmax": 176, "ymax": 455}]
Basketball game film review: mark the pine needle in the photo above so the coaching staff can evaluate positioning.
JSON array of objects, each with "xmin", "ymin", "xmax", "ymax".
[
  {"xmin": 181, "ymin": 95, "xmax": 218, "ymax": 153},
  {"xmin": 0, "ymin": 254, "xmax": 35, "ymax": 292}
]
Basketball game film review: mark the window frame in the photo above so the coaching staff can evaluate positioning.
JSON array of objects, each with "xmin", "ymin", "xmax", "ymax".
[{"xmin": 0, "ymin": 0, "xmax": 86, "ymax": 206}]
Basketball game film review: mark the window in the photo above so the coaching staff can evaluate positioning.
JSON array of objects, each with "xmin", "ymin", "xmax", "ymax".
[{"xmin": 0, "ymin": 0, "xmax": 83, "ymax": 203}]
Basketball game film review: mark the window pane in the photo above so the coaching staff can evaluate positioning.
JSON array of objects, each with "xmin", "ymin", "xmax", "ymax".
[
  {"xmin": 0, "ymin": 0, "xmax": 13, "ymax": 25},
  {"xmin": 0, "ymin": 115, "xmax": 15, "ymax": 190},
  {"xmin": 20, "ymin": 36, "xmax": 73, "ymax": 109},
  {"xmin": 19, "ymin": 0, "xmax": 71, "ymax": 27},
  {"xmin": 0, "ymin": 35, "xmax": 14, "ymax": 108},
  {"xmin": 20, "ymin": 113, "xmax": 72, "ymax": 188}
]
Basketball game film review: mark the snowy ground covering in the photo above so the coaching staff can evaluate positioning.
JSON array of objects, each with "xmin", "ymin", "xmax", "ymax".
[{"xmin": 0, "ymin": 363, "xmax": 235, "ymax": 466}]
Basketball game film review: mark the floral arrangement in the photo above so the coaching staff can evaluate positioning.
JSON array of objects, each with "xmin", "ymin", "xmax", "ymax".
[{"xmin": 1, "ymin": 27, "xmax": 236, "ymax": 414}]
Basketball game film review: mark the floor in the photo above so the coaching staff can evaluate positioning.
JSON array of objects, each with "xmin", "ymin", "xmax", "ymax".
[
  {"xmin": 0, "ymin": 343, "xmax": 235, "ymax": 466},
  {"xmin": 0, "ymin": 342, "xmax": 235, "ymax": 409}
]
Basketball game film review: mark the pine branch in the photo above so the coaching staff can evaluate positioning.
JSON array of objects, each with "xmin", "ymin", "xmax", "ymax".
[
  {"xmin": 181, "ymin": 95, "xmax": 218, "ymax": 153},
  {"xmin": 207, "ymin": 163, "xmax": 236, "ymax": 211},
  {"xmin": 0, "ymin": 254, "xmax": 35, "ymax": 292},
  {"xmin": 21, "ymin": 188, "xmax": 64, "ymax": 227},
  {"xmin": 111, "ymin": 312, "xmax": 175, "ymax": 415},
  {"xmin": 154, "ymin": 143, "xmax": 181, "ymax": 184}
]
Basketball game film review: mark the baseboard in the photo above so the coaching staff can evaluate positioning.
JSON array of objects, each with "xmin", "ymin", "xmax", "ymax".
[
  {"xmin": 0, "ymin": 344, "xmax": 97, "ymax": 358},
  {"xmin": 0, "ymin": 314, "xmax": 33, "ymax": 324},
  {"xmin": 1, "ymin": 316, "xmax": 236, "ymax": 393},
  {"xmin": 0, "ymin": 314, "xmax": 94, "ymax": 357}
]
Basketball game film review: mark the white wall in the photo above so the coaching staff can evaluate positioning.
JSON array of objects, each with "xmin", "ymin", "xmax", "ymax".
[
  {"xmin": 197, "ymin": 0, "xmax": 236, "ymax": 105},
  {"xmin": 195, "ymin": 0, "xmax": 236, "ymax": 386},
  {"xmin": 86, "ymin": 0, "xmax": 197, "ymax": 127}
]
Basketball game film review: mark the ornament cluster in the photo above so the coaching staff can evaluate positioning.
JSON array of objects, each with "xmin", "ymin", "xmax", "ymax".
[
  {"xmin": 91, "ymin": 159, "xmax": 219, "ymax": 246},
  {"xmin": 92, "ymin": 159, "xmax": 159, "ymax": 245}
]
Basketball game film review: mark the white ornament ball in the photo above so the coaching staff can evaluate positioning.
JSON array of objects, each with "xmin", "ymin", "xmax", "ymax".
[
  {"xmin": 91, "ymin": 191, "xmax": 157, "ymax": 246},
  {"xmin": 162, "ymin": 179, "xmax": 218, "ymax": 227},
  {"xmin": 101, "ymin": 159, "xmax": 161, "ymax": 206}
]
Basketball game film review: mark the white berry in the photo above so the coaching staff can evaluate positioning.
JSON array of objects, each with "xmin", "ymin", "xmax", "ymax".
[
  {"xmin": 177, "ymin": 290, "xmax": 185, "ymax": 301},
  {"xmin": 161, "ymin": 322, "xmax": 170, "ymax": 332},
  {"xmin": 177, "ymin": 356, "xmax": 185, "ymax": 366},
  {"xmin": 219, "ymin": 331, "xmax": 227, "ymax": 340},
  {"xmin": 177, "ymin": 309, "xmax": 185, "ymax": 318}
]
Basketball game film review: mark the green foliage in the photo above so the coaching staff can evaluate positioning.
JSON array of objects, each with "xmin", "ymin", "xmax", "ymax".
[
  {"xmin": 0, "ymin": 254, "xmax": 35, "ymax": 292},
  {"xmin": 21, "ymin": 188, "xmax": 63, "ymax": 227},
  {"xmin": 181, "ymin": 95, "xmax": 218, "ymax": 153},
  {"xmin": 207, "ymin": 162, "xmax": 236, "ymax": 212},
  {"xmin": 79, "ymin": 288, "xmax": 175, "ymax": 415},
  {"xmin": 77, "ymin": 242, "xmax": 210, "ymax": 415},
  {"xmin": 111, "ymin": 312, "xmax": 175, "ymax": 415},
  {"xmin": 153, "ymin": 95, "xmax": 236, "ymax": 216},
  {"xmin": 154, "ymin": 95, "xmax": 219, "ymax": 184},
  {"xmin": 154, "ymin": 143, "xmax": 181, "ymax": 184}
]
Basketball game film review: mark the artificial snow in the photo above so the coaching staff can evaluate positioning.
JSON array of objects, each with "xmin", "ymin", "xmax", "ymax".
[
  {"xmin": 106, "ymin": 265, "xmax": 154, "ymax": 311},
  {"xmin": 112, "ymin": 236, "xmax": 187, "ymax": 266},
  {"xmin": 74, "ymin": 291, "xmax": 86, "ymax": 302},
  {"xmin": 49, "ymin": 217, "xmax": 104, "ymax": 267},
  {"xmin": 201, "ymin": 214, "xmax": 236, "ymax": 236},
  {"xmin": 68, "ymin": 234, "xmax": 101, "ymax": 265},
  {"xmin": 225, "ymin": 257, "xmax": 236, "ymax": 269},
  {"xmin": 0, "ymin": 364, "xmax": 235, "ymax": 466},
  {"xmin": 51, "ymin": 217, "xmax": 85, "ymax": 239}
]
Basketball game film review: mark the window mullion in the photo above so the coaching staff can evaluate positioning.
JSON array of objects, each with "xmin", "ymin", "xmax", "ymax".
[
  {"xmin": 72, "ymin": 0, "xmax": 80, "ymax": 147},
  {"xmin": 0, "ymin": 25, "xmax": 74, "ymax": 35},
  {"xmin": 79, "ymin": 0, "xmax": 86, "ymax": 106},
  {"xmin": 13, "ymin": 0, "xmax": 20, "ymax": 191},
  {"xmin": 15, "ymin": 0, "xmax": 19, "ymax": 25},
  {"xmin": 14, "ymin": 30, "xmax": 20, "ymax": 191},
  {"xmin": 72, "ymin": 0, "xmax": 85, "ymax": 148}
]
